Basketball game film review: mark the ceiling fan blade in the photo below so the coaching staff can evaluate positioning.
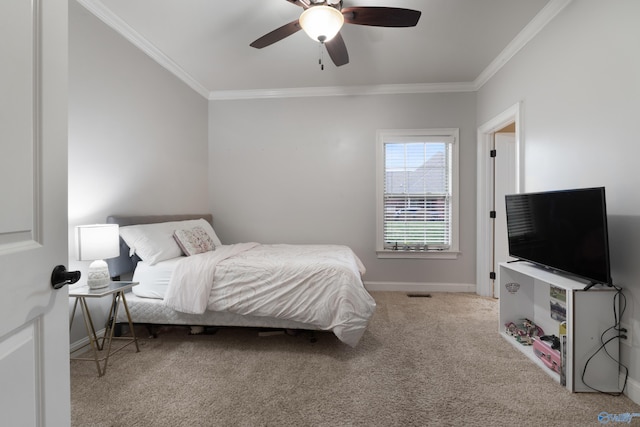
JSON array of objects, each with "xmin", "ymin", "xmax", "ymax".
[
  {"xmin": 250, "ymin": 20, "xmax": 302, "ymax": 49},
  {"xmin": 342, "ymin": 7, "xmax": 421, "ymax": 27},
  {"xmin": 325, "ymin": 32, "xmax": 349, "ymax": 67}
]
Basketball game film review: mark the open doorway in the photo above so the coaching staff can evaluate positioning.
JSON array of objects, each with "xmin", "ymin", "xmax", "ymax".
[{"xmin": 476, "ymin": 103, "xmax": 522, "ymax": 297}]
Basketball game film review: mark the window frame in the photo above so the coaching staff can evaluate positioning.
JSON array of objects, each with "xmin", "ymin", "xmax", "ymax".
[{"xmin": 376, "ymin": 128, "xmax": 460, "ymax": 259}]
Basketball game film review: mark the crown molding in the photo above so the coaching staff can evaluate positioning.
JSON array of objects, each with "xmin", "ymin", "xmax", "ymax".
[
  {"xmin": 77, "ymin": 0, "xmax": 210, "ymax": 98},
  {"xmin": 208, "ymin": 82, "xmax": 476, "ymax": 101},
  {"xmin": 79, "ymin": 0, "xmax": 571, "ymax": 101},
  {"xmin": 474, "ymin": 0, "xmax": 572, "ymax": 89}
]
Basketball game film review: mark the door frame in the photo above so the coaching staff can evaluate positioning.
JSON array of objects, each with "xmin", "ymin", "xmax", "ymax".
[{"xmin": 476, "ymin": 102, "xmax": 523, "ymax": 297}]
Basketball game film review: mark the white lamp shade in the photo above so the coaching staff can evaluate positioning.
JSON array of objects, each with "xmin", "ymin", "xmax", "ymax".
[
  {"xmin": 299, "ymin": 5, "xmax": 344, "ymax": 43},
  {"xmin": 75, "ymin": 224, "xmax": 120, "ymax": 261},
  {"xmin": 75, "ymin": 224, "xmax": 119, "ymax": 289}
]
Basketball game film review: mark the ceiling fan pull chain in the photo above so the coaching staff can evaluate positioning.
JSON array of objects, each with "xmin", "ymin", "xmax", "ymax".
[{"xmin": 319, "ymin": 42, "xmax": 324, "ymax": 70}]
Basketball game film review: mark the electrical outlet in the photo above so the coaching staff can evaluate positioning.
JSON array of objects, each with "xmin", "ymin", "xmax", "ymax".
[{"xmin": 620, "ymin": 322, "xmax": 632, "ymax": 346}]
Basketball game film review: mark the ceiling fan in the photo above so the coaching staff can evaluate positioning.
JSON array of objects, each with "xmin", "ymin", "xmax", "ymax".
[{"xmin": 250, "ymin": 0, "xmax": 421, "ymax": 68}]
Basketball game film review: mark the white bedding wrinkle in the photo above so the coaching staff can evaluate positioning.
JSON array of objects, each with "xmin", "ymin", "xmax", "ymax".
[
  {"xmin": 163, "ymin": 243, "xmax": 376, "ymax": 347},
  {"xmin": 163, "ymin": 242, "xmax": 260, "ymax": 314}
]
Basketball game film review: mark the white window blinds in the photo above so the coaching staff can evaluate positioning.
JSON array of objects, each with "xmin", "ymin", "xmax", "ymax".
[{"xmin": 382, "ymin": 136, "xmax": 454, "ymax": 251}]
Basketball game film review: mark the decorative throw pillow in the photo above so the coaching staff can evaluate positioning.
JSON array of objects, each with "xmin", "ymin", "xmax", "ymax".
[{"xmin": 173, "ymin": 226, "xmax": 215, "ymax": 256}]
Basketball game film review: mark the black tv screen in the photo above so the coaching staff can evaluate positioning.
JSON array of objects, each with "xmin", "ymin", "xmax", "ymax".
[{"xmin": 505, "ymin": 187, "xmax": 612, "ymax": 286}]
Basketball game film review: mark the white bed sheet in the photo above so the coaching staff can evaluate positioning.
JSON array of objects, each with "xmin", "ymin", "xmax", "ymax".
[{"xmin": 131, "ymin": 257, "xmax": 184, "ymax": 299}]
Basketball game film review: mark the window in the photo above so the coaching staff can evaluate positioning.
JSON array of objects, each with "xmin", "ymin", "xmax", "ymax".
[{"xmin": 376, "ymin": 129, "xmax": 459, "ymax": 259}]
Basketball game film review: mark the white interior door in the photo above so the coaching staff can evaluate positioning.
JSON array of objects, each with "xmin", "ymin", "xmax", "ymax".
[
  {"xmin": 476, "ymin": 103, "xmax": 521, "ymax": 297},
  {"xmin": 0, "ymin": 0, "xmax": 70, "ymax": 425},
  {"xmin": 492, "ymin": 132, "xmax": 517, "ymax": 298}
]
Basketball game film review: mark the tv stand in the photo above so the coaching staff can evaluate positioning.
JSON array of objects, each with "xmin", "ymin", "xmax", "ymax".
[{"xmin": 499, "ymin": 262, "xmax": 620, "ymax": 392}]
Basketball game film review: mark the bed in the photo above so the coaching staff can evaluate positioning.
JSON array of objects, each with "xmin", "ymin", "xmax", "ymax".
[{"xmin": 107, "ymin": 214, "xmax": 376, "ymax": 347}]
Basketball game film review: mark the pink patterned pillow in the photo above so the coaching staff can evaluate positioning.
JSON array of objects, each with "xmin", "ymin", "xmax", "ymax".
[{"xmin": 173, "ymin": 226, "xmax": 215, "ymax": 256}]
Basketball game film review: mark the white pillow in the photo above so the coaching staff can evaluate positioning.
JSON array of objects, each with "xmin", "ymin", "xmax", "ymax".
[{"xmin": 119, "ymin": 218, "xmax": 222, "ymax": 265}]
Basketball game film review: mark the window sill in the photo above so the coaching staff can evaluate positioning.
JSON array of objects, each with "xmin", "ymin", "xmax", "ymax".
[{"xmin": 376, "ymin": 250, "xmax": 460, "ymax": 260}]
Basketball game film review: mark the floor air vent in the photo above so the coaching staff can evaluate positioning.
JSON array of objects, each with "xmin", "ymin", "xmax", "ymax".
[{"xmin": 407, "ymin": 293, "xmax": 432, "ymax": 298}]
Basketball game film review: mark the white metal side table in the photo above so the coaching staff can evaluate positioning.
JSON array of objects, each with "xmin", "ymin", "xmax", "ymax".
[{"xmin": 69, "ymin": 281, "xmax": 140, "ymax": 376}]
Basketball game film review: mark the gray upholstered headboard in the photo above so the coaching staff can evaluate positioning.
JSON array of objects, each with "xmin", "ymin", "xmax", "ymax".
[{"xmin": 106, "ymin": 214, "xmax": 213, "ymax": 279}]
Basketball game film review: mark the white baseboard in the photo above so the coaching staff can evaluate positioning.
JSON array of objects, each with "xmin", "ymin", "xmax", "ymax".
[
  {"xmin": 70, "ymin": 327, "xmax": 106, "ymax": 357},
  {"xmin": 622, "ymin": 372, "xmax": 640, "ymax": 405},
  {"xmin": 364, "ymin": 281, "xmax": 476, "ymax": 293}
]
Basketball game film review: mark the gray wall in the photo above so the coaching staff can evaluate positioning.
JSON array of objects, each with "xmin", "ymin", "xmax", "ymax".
[
  {"xmin": 208, "ymin": 93, "xmax": 477, "ymax": 288},
  {"xmin": 68, "ymin": 1, "xmax": 209, "ymax": 342},
  {"xmin": 477, "ymin": 0, "xmax": 640, "ymax": 399}
]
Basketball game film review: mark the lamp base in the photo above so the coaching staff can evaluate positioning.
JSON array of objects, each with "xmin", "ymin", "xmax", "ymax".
[{"xmin": 87, "ymin": 259, "xmax": 110, "ymax": 289}]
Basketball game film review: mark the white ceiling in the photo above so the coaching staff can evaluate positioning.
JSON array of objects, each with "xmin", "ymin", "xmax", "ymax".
[{"xmin": 77, "ymin": 0, "xmax": 568, "ymax": 99}]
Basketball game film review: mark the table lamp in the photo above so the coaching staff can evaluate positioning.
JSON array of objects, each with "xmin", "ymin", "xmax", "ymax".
[{"xmin": 75, "ymin": 224, "xmax": 120, "ymax": 289}]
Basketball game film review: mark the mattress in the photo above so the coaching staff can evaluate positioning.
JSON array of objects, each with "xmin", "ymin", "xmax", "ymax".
[{"xmin": 116, "ymin": 291, "xmax": 319, "ymax": 331}]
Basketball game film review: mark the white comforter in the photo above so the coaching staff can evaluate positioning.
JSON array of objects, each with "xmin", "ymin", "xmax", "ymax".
[{"xmin": 164, "ymin": 243, "xmax": 376, "ymax": 347}]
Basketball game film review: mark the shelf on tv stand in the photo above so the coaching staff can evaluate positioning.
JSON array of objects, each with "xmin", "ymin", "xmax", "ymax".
[{"xmin": 498, "ymin": 262, "xmax": 620, "ymax": 392}]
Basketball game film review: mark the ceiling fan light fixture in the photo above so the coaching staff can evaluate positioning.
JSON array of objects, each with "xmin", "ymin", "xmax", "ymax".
[{"xmin": 299, "ymin": 5, "xmax": 344, "ymax": 43}]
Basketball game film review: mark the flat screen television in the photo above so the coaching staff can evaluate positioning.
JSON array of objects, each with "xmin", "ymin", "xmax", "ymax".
[{"xmin": 504, "ymin": 187, "xmax": 612, "ymax": 289}]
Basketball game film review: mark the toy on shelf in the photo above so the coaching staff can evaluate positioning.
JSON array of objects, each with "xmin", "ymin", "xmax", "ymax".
[
  {"xmin": 504, "ymin": 318, "xmax": 544, "ymax": 345},
  {"xmin": 533, "ymin": 335, "xmax": 562, "ymax": 373}
]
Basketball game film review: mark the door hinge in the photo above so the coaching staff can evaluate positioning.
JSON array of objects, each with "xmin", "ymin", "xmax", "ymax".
[
  {"xmin": 490, "ymin": 271, "xmax": 496, "ymax": 280},
  {"xmin": 490, "ymin": 210, "xmax": 496, "ymax": 219},
  {"xmin": 490, "ymin": 149, "xmax": 497, "ymax": 158}
]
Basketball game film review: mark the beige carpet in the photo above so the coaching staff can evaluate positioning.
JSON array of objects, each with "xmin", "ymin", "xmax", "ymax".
[{"xmin": 71, "ymin": 292, "xmax": 639, "ymax": 426}]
